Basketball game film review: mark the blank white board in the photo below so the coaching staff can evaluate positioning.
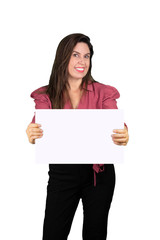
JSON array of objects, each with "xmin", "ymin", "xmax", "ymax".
[{"xmin": 35, "ymin": 109, "xmax": 124, "ymax": 163}]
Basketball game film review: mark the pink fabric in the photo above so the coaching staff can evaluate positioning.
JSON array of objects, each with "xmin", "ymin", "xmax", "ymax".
[{"xmin": 30, "ymin": 81, "xmax": 120, "ymax": 187}]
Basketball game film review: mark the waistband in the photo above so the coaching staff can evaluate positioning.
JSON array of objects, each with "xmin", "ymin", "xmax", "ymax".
[{"xmin": 49, "ymin": 164, "xmax": 105, "ymax": 187}]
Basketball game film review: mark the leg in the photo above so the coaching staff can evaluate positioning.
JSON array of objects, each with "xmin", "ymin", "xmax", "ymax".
[
  {"xmin": 81, "ymin": 164, "xmax": 116, "ymax": 240},
  {"xmin": 42, "ymin": 164, "xmax": 81, "ymax": 240}
]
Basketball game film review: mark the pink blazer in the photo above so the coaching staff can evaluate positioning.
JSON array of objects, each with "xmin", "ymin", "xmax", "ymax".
[{"xmin": 30, "ymin": 81, "xmax": 120, "ymax": 187}]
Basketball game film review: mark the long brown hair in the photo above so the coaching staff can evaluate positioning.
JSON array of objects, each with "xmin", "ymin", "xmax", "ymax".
[{"xmin": 43, "ymin": 33, "xmax": 97, "ymax": 109}]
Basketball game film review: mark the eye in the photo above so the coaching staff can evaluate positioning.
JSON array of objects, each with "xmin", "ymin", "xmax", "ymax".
[
  {"xmin": 85, "ymin": 55, "xmax": 90, "ymax": 59},
  {"xmin": 73, "ymin": 53, "xmax": 79, "ymax": 57}
]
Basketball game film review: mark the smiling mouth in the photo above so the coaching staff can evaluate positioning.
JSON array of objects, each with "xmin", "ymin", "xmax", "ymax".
[{"xmin": 75, "ymin": 67, "xmax": 85, "ymax": 72}]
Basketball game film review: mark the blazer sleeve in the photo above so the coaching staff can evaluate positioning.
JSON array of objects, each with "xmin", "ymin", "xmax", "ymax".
[
  {"xmin": 30, "ymin": 90, "xmax": 51, "ymax": 124},
  {"xmin": 102, "ymin": 85, "xmax": 120, "ymax": 109},
  {"xmin": 102, "ymin": 85, "xmax": 128, "ymax": 130}
]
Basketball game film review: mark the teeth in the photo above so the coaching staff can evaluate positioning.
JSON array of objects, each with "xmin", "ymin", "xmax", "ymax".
[{"xmin": 76, "ymin": 68, "xmax": 84, "ymax": 70}]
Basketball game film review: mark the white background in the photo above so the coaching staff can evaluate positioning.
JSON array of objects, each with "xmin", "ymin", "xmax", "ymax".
[{"xmin": 0, "ymin": 0, "xmax": 160, "ymax": 239}]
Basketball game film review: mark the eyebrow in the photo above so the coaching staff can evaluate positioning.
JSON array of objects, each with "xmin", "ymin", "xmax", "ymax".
[{"xmin": 73, "ymin": 51, "xmax": 90, "ymax": 55}]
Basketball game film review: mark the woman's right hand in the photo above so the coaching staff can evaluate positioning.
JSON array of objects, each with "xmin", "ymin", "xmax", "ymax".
[{"xmin": 26, "ymin": 123, "xmax": 43, "ymax": 144}]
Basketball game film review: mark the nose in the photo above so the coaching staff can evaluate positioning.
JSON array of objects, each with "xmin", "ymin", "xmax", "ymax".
[
  {"xmin": 78, "ymin": 59, "xmax": 85, "ymax": 65},
  {"xmin": 78, "ymin": 56, "xmax": 85, "ymax": 65}
]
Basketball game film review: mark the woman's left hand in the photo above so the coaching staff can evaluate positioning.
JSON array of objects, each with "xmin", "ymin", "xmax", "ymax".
[{"xmin": 111, "ymin": 125, "xmax": 129, "ymax": 146}]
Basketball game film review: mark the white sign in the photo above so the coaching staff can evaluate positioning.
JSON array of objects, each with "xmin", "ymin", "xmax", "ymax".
[{"xmin": 35, "ymin": 109, "xmax": 124, "ymax": 163}]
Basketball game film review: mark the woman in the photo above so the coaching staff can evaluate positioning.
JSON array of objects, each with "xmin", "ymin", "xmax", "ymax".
[{"xmin": 26, "ymin": 33, "xmax": 129, "ymax": 240}]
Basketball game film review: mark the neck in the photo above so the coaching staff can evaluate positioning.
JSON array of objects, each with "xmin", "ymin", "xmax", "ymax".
[{"xmin": 67, "ymin": 78, "xmax": 83, "ymax": 93}]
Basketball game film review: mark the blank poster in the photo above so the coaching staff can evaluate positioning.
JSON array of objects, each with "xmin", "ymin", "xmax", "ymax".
[{"xmin": 35, "ymin": 109, "xmax": 124, "ymax": 164}]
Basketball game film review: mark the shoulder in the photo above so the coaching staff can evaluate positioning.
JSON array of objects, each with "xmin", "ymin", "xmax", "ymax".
[
  {"xmin": 30, "ymin": 85, "xmax": 48, "ymax": 98},
  {"xmin": 92, "ymin": 81, "xmax": 120, "ymax": 99},
  {"xmin": 30, "ymin": 85, "xmax": 52, "ymax": 108}
]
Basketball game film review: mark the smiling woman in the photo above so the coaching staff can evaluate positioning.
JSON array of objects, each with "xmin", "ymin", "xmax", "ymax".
[
  {"xmin": 45, "ymin": 33, "xmax": 95, "ymax": 109},
  {"xmin": 68, "ymin": 44, "xmax": 90, "ymax": 78},
  {"xmin": 67, "ymin": 42, "xmax": 91, "ymax": 108},
  {"xmin": 26, "ymin": 33, "xmax": 129, "ymax": 240}
]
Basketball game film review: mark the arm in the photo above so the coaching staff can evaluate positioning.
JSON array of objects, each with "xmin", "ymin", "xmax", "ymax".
[
  {"xmin": 26, "ymin": 89, "xmax": 51, "ymax": 144},
  {"xmin": 102, "ymin": 85, "xmax": 129, "ymax": 146}
]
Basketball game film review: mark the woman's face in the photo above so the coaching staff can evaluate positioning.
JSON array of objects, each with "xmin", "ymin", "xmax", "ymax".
[{"xmin": 67, "ymin": 42, "xmax": 90, "ymax": 82}]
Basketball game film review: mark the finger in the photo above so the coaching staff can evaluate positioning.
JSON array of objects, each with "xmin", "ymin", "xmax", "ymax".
[
  {"xmin": 113, "ymin": 141, "xmax": 127, "ymax": 146},
  {"xmin": 111, "ymin": 133, "xmax": 126, "ymax": 139},
  {"xmin": 113, "ymin": 137, "xmax": 128, "ymax": 143},
  {"xmin": 30, "ymin": 132, "xmax": 43, "ymax": 137},
  {"xmin": 28, "ymin": 127, "xmax": 43, "ymax": 136},
  {"xmin": 30, "ymin": 135, "xmax": 43, "ymax": 141},
  {"xmin": 26, "ymin": 124, "xmax": 42, "ymax": 134},
  {"xmin": 29, "ymin": 137, "xmax": 35, "ymax": 144},
  {"xmin": 29, "ymin": 127, "xmax": 43, "ymax": 133},
  {"xmin": 30, "ymin": 139, "xmax": 35, "ymax": 144},
  {"xmin": 113, "ymin": 129, "xmax": 126, "ymax": 134},
  {"xmin": 29, "ymin": 123, "xmax": 42, "ymax": 128}
]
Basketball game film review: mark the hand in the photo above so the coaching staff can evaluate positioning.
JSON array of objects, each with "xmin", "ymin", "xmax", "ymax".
[
  {"xmin": 111, "ymin": 125, "xmax": 129, "ymax": 146},
  {"xmin": 26, "ymin": 123, "xmax": 43, "ymax": 144}
]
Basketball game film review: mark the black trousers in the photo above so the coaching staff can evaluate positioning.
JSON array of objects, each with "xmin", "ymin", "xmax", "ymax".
[{"xmin": 42, "ymin": 164, "xmax": 116, "ymax": 240}]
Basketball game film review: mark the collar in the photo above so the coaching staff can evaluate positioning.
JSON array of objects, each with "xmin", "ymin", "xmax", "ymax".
[{"xmin": 82, "ymin": 81, "xmax": 94, "ymax": 92}]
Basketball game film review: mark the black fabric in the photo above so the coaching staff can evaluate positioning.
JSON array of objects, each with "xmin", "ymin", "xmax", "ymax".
[{"xmin": 42, "ymin": 164, "xmax": 115, "ymax": 240}]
